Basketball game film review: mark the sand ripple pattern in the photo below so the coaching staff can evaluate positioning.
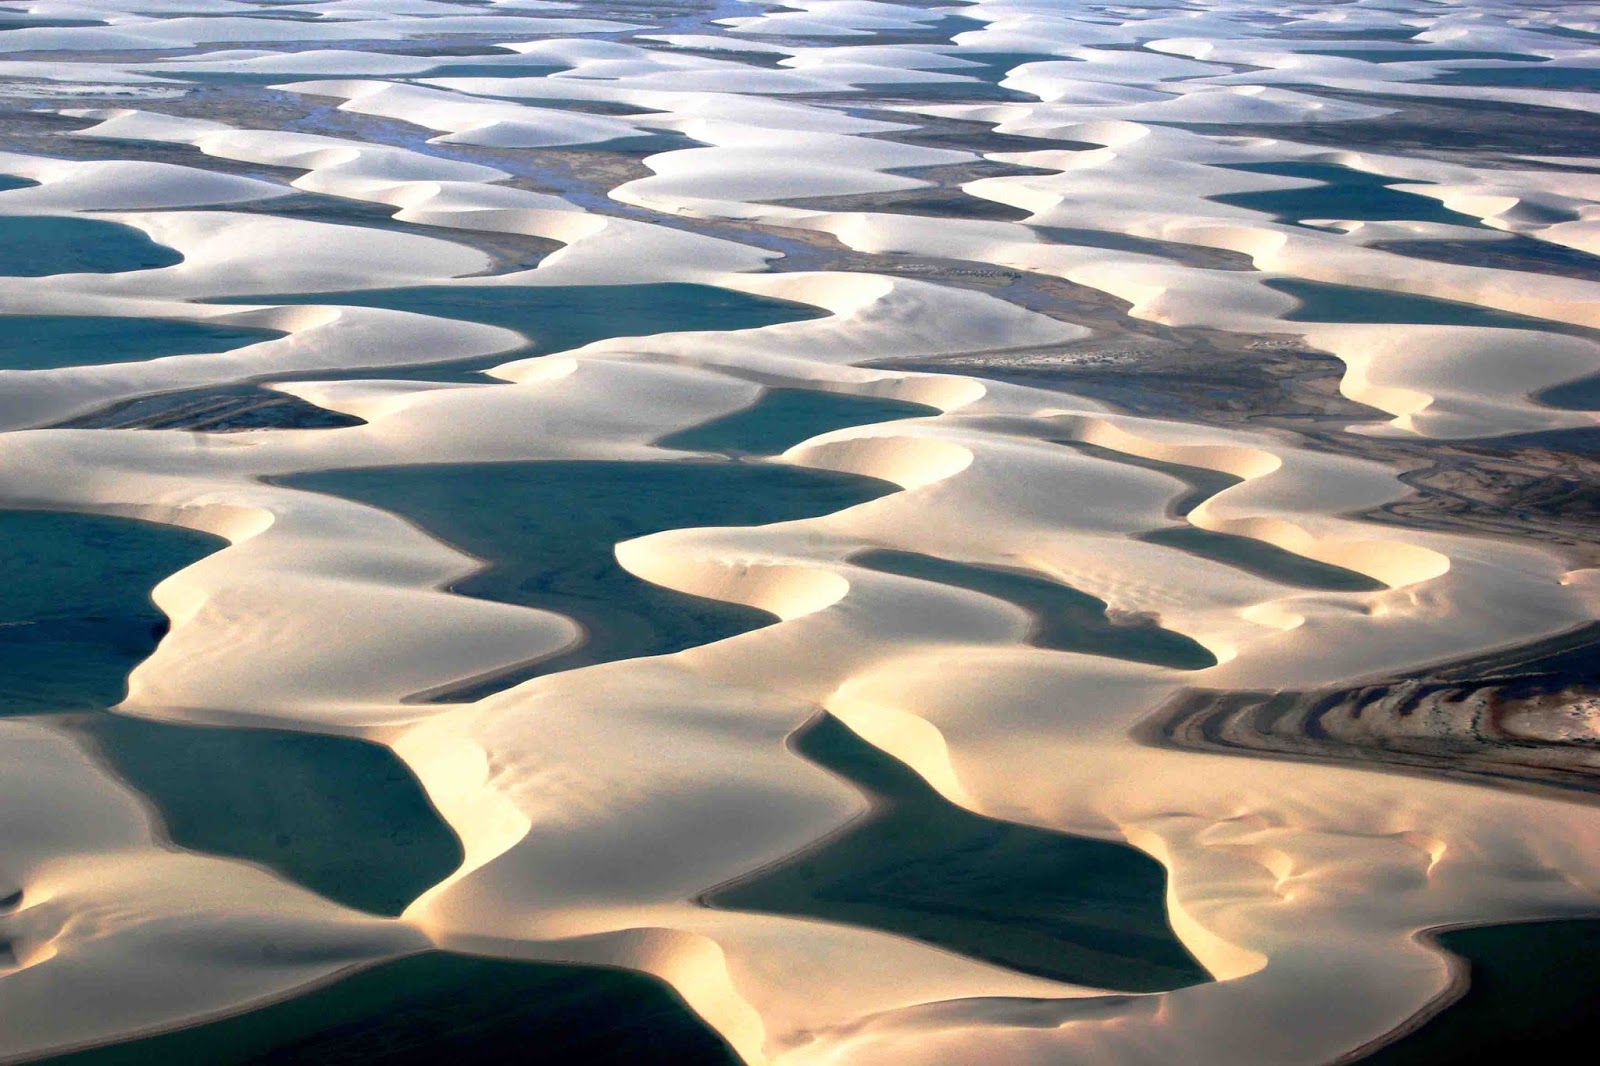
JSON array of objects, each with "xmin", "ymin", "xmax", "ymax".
[{"xmin": 0, "ymin": 0, "xmax": 1597, "ymax": 1063}]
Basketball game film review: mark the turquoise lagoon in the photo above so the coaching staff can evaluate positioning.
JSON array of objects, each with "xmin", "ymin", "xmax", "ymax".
[
  {"xmin": 0, "ymin": 315, "xmax": 285, "ymax": 372},
  {"xmin": 0, "ymin": 215, "xmax": 182, "ymax": 277}
]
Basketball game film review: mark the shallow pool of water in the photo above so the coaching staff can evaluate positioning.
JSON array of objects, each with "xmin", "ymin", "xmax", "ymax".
[
  {"xmin": 1141, "ymin": 526, "xmax": 1386, "ymax": 592},
  {"xmin": 0, "ymin": 214, "xmax": 183, "ymax": 276},
  {"xmin": 1047, "ymin": 444, "xmax": 1383, "ymax": 593},
  {"xmin": 0, "ymin": 315, "xmax": 286, "ymax": 372},
  {"xmin": 0, "ymin": 509, "xmax": 223, "ymax": 716},
  {"xmin": 1034, "ymin": 225, "xmax": 1258, "ymax": 269},
  {"xmin": 30, "ymin": 950, "xmax": 737, "ymax": 1066},
  {"xmin": 1360, "ymin": 919, "xmax": 1600, "ymax": 1065},
  {"xmin": 1373, "ymin": 234, "xmax": 1600, "ymax": 285},
  {"xmin": 854, "ymin": 548, "xmax": 1217, "ymax": 669},
  {"xmin": 1216, "ymin": 162, "xmax": 1484, "ymax": 228},
  {"xmin": 283, "ymin": 459, "xmax": 898, "ymax": 698},
  {"xmin": 156, "ymin": 62, "xmax": 569, "ymax": 84},
  {"xmin": 1056, "ymin": 439, "xmax": 1244, "ymax": 519},
  {"xmin": 1535, "ymin": 371, "xmax": 1600, "ymax": 410},
  {"xmin": 1267, "ymin": 278, "xmax": 1584, "ymax": 335},
  {"xmin": 0, "ymin": 504, "xmax": 466, "ymax": 911},
  {"xmin": 657, "ymin": 387, "xmax": 937, "ymax": 456},
  {"xmin": 1431, "ymin": 65, "xmax": 1600, "ymax": 91},
  {"xmin": 228, "ymin": 282, "xmax": 824, "ymax": 368},
  {"xmin": 709, "ymin": 713, "xmax": 1211, "ymax": 992},
  {"xmin": 67, "ymin": 714, "xmax": 461, "ymax": 918}
]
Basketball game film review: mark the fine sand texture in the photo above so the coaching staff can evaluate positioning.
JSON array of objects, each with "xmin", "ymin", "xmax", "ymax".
[{"xmin": 1, "ymin": 0, "xmax": 1598, "ymax": 1064}]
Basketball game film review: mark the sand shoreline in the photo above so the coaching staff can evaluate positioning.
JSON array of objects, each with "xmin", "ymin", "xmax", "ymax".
[{"xmin": 2, "ymin": 0, "xmax": 1598, "ymax": 1062}]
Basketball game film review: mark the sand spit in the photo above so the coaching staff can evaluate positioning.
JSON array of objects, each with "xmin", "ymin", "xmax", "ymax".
[{"xmin": 1, "ymin": 0, "xmax": 1598, "ymax": 1063}]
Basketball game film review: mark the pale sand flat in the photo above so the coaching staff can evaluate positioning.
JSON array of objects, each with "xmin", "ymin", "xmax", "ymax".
[{"xmin": 2, "ymin": 2, "xmax": 1598, "ymax": 1063}]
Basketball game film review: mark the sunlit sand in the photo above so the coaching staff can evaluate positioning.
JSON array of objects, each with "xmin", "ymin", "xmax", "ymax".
[{"xmin": 1, "ymin": 0, "xmax": 1597, "ymax": 1063}]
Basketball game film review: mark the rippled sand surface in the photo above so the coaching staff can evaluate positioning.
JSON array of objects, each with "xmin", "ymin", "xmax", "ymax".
[{"xmin": 1, "ymin": 0, "xmax": 1597, "ymax": 1062}]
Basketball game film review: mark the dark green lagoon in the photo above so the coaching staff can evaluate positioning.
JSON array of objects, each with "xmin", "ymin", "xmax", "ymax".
[
  {"xmin": 410, "ymin": 61, "xmax": 569, "ymax": 79},
  {"xmin": 0, "ymin": 315, "xmax": 286, "ymax": 372},
  {"xmin": 1536, "ymin": 369, "xmax": 1600, "ymax": 410},
  {"xmin": 0, "ymin": 215, "xmax": 183, "ymax": 276},
  {"xmin": 0, "ymin": 509, "xmax": 222, "ymax": 716},
  {"xmin": 1216, "ymin": 162, "xmax": 1484, "ymax": 228},
  {"xmin": 0, "ymin": 507, "xmax": 457, "ymax": 916},
  {"xmin": 283, "ymin": 460, "xmax": 898, "ymax": 698},
  {"xmin": 0, "ymin": 16, "xmax": 104, "ymax": 30},
  {"xmin": 1034, "ymin": 224, "xmax": 1257, "ymax": 269},
  {"xmin": 1050, "ymin": 441, "xmax": 1380, "ymax": 590},
  {"xmin": 29, "ymin": 951, "xmax": 736, "ymax": 1066},
  {"xmin": 854, "ymin": 549, "xmax": 1216, "ymax": 669},
  {"xmin": 1267, "ymin": 278, "xmax": 1584, "ymax": 335},
  {"xmin": 657, "ymin": 387, "xmax": 937, "ymax": 456},
  {"xmin": 1141, "ymin": 526, "xmax": 1386, "ymax": 591},
  {"xmin": 65, "ymin": 714, "xmax": 462, "ymax": 918},
  {"xmin": 1057, "ymin": 439, "xmax": 1244, "ymax": 519},
  {"xmin": 0, "ymin": 505, "xmax": 725, "ymax": 1060},
  {"xmin": 1360, "ymin": 919, "xmax": 1600, "ymax": 1065},
  {"xmin": 1430, "ymin": 65, "xmax": 1600, "ymax": 92},
  {"xmin": 227, "ymin": 282, "xmax": 825, "ymax": 369},
  {"xmin": 709, "ymin": 714, "xmax": 1209, "ymax": 993}
]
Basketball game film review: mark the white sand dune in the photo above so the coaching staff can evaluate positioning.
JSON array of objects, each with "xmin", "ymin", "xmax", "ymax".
[
  {"xmin": 0, "ymin": 151, "xmax": 289, "ymax": 210},
  {"xmin": 2, "ymin": 0, "xmax": 1598, "ymax": 1063},
  {"xmin": 0, "ymin": 719, "xmax": 425, "ymax": 1060}
]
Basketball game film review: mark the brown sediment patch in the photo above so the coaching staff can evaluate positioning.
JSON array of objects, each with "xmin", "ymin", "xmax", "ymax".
[
  {"xmin": 48, "ymin": 383, "xmax": 367, "ymax": 433},
  {"xmin": 1369, "ymin": 237, "xmax": 1600, "ymax": 285},
  {"xmin": 855, "ymin": 264, "xmax": 1598, "ymax": 570},
  {"xmin": 98, "ymin": 79, "xmax": 660, "ymax": 194},
  {"xmin": 773, "ymin": 185, "xmax": 1034, "ymax": 221},
  {"xmin": 863, "ymin": 113, "xmax": 1101, "ymax": 155},
  {"xmin": 879, "ymin": 327, "xmax": 1386, "ymax": 429},
  {"xmin": 809, "ymin": 234, "xmax": 1393, "ymax": 429},
  {"xmin": 497, "ymin": 142, "xmax": 661, "ymax": 191},
  {"xmin": 1138, "ymin": 624, "xmax": 1600, "ymax": 800},
  {"xmin": 1356, "ymin": 437, "xmax": 1600, "ymax": 567},
  {"xmin": 0, "ymin": 107, "xmax": 288, "ymax": 184}
]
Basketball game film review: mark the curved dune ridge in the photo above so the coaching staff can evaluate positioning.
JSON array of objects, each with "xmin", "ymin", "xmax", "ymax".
[{"xmin": 1, "ymin": 0, "xmax": 1598, "ymax": 1064}]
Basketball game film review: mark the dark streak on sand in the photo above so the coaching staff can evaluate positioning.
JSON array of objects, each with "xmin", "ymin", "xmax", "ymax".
[
  {"xmin": 52, "ymin": 384, "xmax": 365, "ymax": 432},
  {"xmin": 1139, "ymin": 624, "xmax": 1600, "ymax": 799}
]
